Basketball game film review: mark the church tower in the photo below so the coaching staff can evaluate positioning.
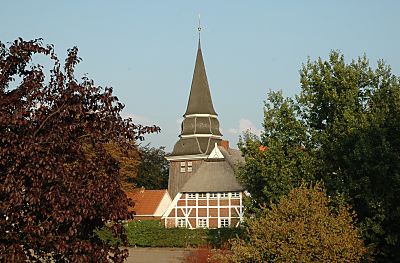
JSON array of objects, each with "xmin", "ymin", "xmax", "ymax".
[
  {"xmin": 166, "ymin": 39, "xmax": 223, "ymax": 198},
  {"xmin": 163, "ymin": 32, "xmax": 245, "ymax": 229}
]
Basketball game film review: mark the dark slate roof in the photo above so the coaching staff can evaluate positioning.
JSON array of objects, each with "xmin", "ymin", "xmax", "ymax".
[
  {"xmin": 180, "ymin": 147, "xmax": 245, "ymax": 193},
  {"xmin": 180, "ymin": 161, "xmax": 243, "ymax": 192},
  {"xmin": 218, "ymin": 146, "xmax": 245, "ymax": 167},
  {"xmin": 170, "ymin": 137, "xmax": 221, "ymax": 156},
  {"xmin": 184, "ymin": 41, "xmax": 217, "ymax": 116}
]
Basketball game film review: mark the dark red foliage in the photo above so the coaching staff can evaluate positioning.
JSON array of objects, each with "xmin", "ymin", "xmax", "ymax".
[{"xmin": 0, "ymin": 39, "xmax": 160, "ymax": 262}]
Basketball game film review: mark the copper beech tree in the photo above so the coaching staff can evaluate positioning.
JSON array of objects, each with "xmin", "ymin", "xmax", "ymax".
[{"xmin": 0, "ymin": 39, "xmax": 160, "ymax": 262}]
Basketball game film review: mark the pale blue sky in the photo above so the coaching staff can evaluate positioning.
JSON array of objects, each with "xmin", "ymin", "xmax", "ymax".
[{"xmin": 1, "ymin": 1, "xmax": 399, "ymax": 150}]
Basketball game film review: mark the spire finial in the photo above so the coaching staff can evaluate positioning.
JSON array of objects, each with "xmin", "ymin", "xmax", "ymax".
[
  {"xmin": 198, "ymin": 13, "xmax": 202, "ymax": 33},
  {"xmin": 197, "ymin": 13, "xmax": 202, "ymax": 48}
]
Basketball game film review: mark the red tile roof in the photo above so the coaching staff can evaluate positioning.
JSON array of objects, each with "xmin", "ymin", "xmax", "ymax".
[{"xmin": 125, "ymin": 189, "xmax": 168, "ymax": 215}]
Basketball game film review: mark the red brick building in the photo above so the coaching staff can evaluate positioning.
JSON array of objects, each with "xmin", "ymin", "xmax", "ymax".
[{"xmin": 162, "ymin": 37, "xmax": 245, "ymax": 229}]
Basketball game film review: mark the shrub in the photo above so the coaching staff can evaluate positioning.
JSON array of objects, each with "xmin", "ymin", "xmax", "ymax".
[
  {"xmin": 126, "ymin": 220, "xmax": 206, "ymax": 247},
  {"xmin": 96, "ymin": 220, "xmax": 244, "ymax": 248},
  {"xmin": 222, "ymin": 183, "xmax": 367, "ymax": 262}
]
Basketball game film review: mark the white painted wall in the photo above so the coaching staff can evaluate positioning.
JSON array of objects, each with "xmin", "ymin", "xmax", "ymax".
[{"xmin": 154, "ymin": 191, "xmax": 172, "ymax": 217}]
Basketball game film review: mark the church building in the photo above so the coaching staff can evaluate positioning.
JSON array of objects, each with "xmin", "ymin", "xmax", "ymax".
[{"xmin": 162, "ymin": 36, "xmax": 245, "ymax": 229}]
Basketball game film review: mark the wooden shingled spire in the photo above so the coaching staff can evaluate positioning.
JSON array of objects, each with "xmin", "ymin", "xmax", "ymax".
[
  {"xmin": 168, "ymin": 23, "xmax": 222, "ymax": 157},
  {"xmin": 184, "ymin": 30, "xmax": 217, "ymax": 116}
]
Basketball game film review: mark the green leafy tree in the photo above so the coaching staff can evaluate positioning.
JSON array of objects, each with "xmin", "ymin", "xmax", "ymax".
[
  {"xmin": 237, "ymin": 51, "xmax": 399, "ymax": 260},
  {"xmin": 0, "ymin": 39, "xmax": 159, "ymax": 262},
  {"xmin": 237, "ymin": 91, "xmax": 315, "ymax": 210},
  {"xmin": 223, "ymin": 183, "xmax": 367, "ymax": 263},
  {"xmin": 132, "ymin": 144, "xmax": 169, "ymax": 189},
  {"xmin": 298, "ymin": 51, "xmax": 400, "ymax": 261}
]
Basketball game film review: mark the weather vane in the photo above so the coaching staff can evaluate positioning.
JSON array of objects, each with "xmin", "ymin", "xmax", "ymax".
[{"xmin": 198, "ymin": 13, "xmax": 202, "ymax": 36}]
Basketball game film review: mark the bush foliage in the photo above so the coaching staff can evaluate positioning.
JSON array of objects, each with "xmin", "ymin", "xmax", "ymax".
[
  {"xmin": 96, "ymin": 220, "xmax": 243, "ymax": 248},
  {"xmin": 223, "ymin": 183, "xmax": 367, "ymax": 262}
]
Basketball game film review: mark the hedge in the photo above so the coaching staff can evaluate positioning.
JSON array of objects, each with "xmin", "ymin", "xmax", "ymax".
[{"xmin": 95, "ymin": 220, "xmax": 244, "ymax": 248}]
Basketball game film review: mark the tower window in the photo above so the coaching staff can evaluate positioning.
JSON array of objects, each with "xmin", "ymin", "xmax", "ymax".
[
  {"xmin": 187, "ymin": 161, "xmax": 193, "ymax": 172},
  {"xmin": 180, "ymin": 161, "xmax": 186, "ymax": 172}
]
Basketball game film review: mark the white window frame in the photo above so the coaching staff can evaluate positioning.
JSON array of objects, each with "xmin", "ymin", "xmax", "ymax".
[
  {"xmin": 197, "ymin": 218, "xmax": 208, "ymax": 228},
  {"xmin": 187, "ymin": 161, "xmax": 193, "ymax": 172},
  {"xmin": 220, "ymin": 192, "xmax": 229, "ymax": 199},
  {"xmin": 209, "ymin": 193, "xmax": 218, "ymax": 198},
  {"xmin": 180, "ymin": 161, "xmax": 186, "ymax": 173},
  {"xmin": 187, "ymin": 193, "xmax": 196, "ymax": 199},
  {"xmin": 220, "ymin": 218, "xmax": 230, "ymax": 228},
  {"xmin": 177, "ymin": 218, "xmax": 186, "ymax": 228},
  {"xmin": 198, "ymin": 193, "xmax": 207, "ymax": 199},
  {"xmin": 231, "ymin": 192, "xmax": 240, "ymax": 198}
]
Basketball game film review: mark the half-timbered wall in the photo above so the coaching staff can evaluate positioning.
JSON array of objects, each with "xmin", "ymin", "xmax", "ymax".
[{"xmin": 164, "ymin": 192, "xmax": 244, "ymax": 229}]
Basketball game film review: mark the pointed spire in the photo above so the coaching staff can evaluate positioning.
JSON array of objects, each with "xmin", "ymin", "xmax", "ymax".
[
  {"xmin": 168, "ymin": 21, "xmax": 222, "ymax": 158},
  {"xmin": 184, "ymin": 26, "xmax": 217, "ymax": 116}
]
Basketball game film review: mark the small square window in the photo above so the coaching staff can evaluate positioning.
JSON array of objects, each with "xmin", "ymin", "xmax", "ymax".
[
  {"xmin": 231, "ymin": 192, "xmax": 240, "ymax": 198},
  {"xmin": 188, "ymin": 193, "xmax": 196, "ymax": 199},
  {"xmin": 197, "ymin": 218, "xmax": 208, "ymax": 228},
  {"xmin": 177, "ymin": 219, "xmax": 186, "ymax": 228},
  {"xmin": 220, "ymin": 219, "xmax": 229, "ymax": 228},
  {"xmin": 209, "ymin": 193, "xmax": 218, "ymax": 198},
  {"xmin": 198, "ymin": 193, "xmax": 207, "ymax": 199},
  {"xmin": 220, "ymin": 192, "xmax": 229, "ymax": 198},
  {"xmin": 180, "ymin": 161, "xmax": 186, "ymax": 173},
  {"xmin": 187, "ymin": 161, "xmax": 193, "ymax": 172}
]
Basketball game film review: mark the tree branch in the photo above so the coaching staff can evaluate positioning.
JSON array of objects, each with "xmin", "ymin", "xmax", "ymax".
[{"xmin": 33, "ymin": 103, "xmax": 66, "ymax": 137}]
